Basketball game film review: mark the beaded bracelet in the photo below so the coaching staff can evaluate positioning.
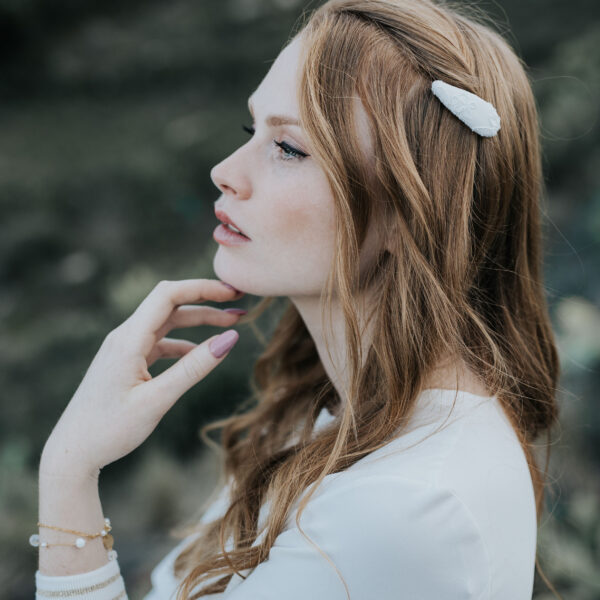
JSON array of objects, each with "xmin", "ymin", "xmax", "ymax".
[{"xmin": 29, "ymin": 517, "xmax": 118, "ymax": 561}]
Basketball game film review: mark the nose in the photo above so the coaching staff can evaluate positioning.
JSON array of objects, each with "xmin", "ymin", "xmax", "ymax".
[{"xmin": 210, "ymin": 151, "xmax": 252, "ymax": 201}]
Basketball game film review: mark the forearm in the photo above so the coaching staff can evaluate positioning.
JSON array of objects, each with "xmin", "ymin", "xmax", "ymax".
[
  {"xmin": 38, "ymin": 454, "xmax": 109, "ymax": 576},
  {"xmin": 33, "ymin": 279, "xmax": 242, "ymax": 580}
]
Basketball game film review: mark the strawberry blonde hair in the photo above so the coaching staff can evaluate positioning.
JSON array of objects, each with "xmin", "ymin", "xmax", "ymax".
[{"xmin": 172, "ymin": 0, "xmax": 560, "ymax": 597}]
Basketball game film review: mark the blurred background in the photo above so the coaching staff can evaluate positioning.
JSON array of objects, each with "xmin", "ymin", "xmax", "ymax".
[{"xmin": 0, "ymin": 0, "xmax": 598, "ymax": 598}]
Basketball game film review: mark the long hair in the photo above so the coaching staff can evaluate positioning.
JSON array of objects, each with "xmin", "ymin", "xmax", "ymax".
[{"xmin": 172, "ymin": 0, "xmax": 560, "ymax": 597}]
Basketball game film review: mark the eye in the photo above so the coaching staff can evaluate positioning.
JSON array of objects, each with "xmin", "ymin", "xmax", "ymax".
[
  {"xmin": 241, "ymin": 124, "xmax": 309, "ymax": 161},
  {"xmin": 273, "ymin": 140, "xmax": 308, "ymax": 160}
]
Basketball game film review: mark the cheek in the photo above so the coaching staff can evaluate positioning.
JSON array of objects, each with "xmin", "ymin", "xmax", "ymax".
[{"xmin": 269, "ymin": 177, "xmax": 336, "ymax": 247}]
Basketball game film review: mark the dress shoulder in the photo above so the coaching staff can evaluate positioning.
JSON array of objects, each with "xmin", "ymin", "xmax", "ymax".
[
  {"xmin": 222, "ymin": 389, "xmax": 536, "ymax": 599},
  {"xmin": 223, "ymin": 474, "xmax": 491, "ymax": 599}
]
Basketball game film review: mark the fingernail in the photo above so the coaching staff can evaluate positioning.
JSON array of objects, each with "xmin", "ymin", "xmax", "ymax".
[
  {"xmin": 209, "ymin": 330, "xmax": 239, "ymax": 358},
  {"xmin": 223, "ymin": 308, "xmax": 247, "ymax": 315},
  {"xmin": 221, "ymin": 282, "xmax": 242, "ymax": 293}
]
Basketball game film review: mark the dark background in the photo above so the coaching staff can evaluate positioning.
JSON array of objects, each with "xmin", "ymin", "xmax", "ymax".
[{"xmin": 1, "ymin": 0, "xmax": 599, "ymax": 598}]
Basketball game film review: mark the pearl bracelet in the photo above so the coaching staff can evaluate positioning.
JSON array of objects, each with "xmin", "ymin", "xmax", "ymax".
[{"xmin": 29, "ymin": 517, "xmax": 118, "ymax": 561}]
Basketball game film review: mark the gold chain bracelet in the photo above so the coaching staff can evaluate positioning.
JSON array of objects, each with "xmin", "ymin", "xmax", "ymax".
[{"xmin": 29, "ymin": 517, "xmax": 117, "ymax": 560}]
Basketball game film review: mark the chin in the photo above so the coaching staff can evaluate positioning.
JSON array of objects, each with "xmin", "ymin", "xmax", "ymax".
[
  {"xmin": 212, "ymin": 250, "xmax": 254, "ymax": 295},
  {"xmin": 212, "ymin": 248, "xmax": 309, "ymax": 298}
]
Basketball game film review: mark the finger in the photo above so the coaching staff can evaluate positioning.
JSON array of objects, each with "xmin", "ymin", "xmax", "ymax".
[
  {"xmin": 130, "ymin": 279, "xmax": 243, "ymax": 334},
  {"xmin": 154, "ymin": 305, "xmax": 246, "ymax": 341},
  {"xmin": 147, "ymin": 337, "xmax": 197, "ymax": 367},
  {"xmin": 138, "ymin": 329, "xmax": 240, "ymax": 414}
]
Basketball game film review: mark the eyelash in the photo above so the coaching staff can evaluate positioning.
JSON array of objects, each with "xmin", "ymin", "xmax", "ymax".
[{"xmin": 242, "ymin": 124, "xmax": 308, "ymax": 161}]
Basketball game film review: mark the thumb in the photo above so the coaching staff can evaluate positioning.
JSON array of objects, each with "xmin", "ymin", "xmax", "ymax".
[{"xmin": 145, "ymin": 329, "xmax": 239, "ymax": 410}]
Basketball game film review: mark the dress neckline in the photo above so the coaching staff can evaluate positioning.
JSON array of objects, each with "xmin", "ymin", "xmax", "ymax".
[{"xmin": 316, "ymin": 387, "xmax": 496, "ymax": 431}]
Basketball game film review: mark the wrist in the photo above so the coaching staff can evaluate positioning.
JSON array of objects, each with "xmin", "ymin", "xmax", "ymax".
[
  {"xmin": 40, "ymin": 446, "xmax": 100, "ymax": 483},
  {"xmin": 36, "ymin": 463, "xmax": 111, "ymax": 575}
]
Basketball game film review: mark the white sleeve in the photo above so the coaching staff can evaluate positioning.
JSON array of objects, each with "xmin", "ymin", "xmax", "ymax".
[
  {"xmin": 36, "ymin": 557, "xmax": 127, "ymax": 600},
  {"xmin": 223, "ymin": 475, "xmax": 491, "ymax": 600}
]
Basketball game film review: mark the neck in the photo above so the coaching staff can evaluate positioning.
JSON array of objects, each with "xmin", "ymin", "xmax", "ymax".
[
  {"xmin": 290, "ymin": 291, "xmax": 376, "ymax": 407},
  {"xmin": 290, "ymin": 292, "xmax": 491, "ymax": 415}
]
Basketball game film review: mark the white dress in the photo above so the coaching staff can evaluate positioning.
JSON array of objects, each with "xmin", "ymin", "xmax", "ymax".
[{"xmin": 35, "ymin": 388, "xmax": 537, "ymax": 599}]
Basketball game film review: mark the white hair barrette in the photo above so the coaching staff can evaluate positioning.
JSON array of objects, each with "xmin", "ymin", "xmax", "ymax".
[{"xmin": 431, "ymin": 80, "xmax": 501, "ymax": 137}]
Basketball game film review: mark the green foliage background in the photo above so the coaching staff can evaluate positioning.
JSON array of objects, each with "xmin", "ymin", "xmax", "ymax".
[{"xmin": 1, "ymin": 0, "xmax": 598, "ymax": 598}]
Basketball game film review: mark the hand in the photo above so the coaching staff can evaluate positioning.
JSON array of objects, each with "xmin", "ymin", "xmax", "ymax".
[{"xmin": 40, "ymin": 279, "xmax": 245, "ymax": 479}]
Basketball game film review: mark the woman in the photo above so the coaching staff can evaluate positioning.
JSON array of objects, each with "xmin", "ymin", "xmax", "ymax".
[{"xmin": 33, "ymin": 0, "xmax": 560, "ymax": 598}]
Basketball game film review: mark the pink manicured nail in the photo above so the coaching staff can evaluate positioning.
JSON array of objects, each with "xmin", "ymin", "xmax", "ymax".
[
  {"xmin": 223, "ymin": 308, "xmax": 247, "ymax": 315},
  {"xmin": 209, "ymin": 330, "xmax": 239, "ymax": 358},
  {"xmin": 220, "ymin": 282, "xmax": 242, "ymax": 293}
]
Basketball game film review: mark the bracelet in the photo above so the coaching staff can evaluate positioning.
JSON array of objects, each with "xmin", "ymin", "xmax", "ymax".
[{"xmin": 29, "ymin": 517, "xmax": 118, "ymax": 561}]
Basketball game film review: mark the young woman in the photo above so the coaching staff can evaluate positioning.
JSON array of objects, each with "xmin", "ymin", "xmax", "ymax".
[{"xmin": 33, "ymin": 0, "xmax": 560, "ymax": 598}]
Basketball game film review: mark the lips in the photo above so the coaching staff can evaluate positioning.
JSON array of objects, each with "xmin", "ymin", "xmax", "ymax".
[{"xmin": 214, "ymin": 209, "xmax": 250, "ymax": 239}]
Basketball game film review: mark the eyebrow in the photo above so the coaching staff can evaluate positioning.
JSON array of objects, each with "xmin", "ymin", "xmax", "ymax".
[{"xmin": 247, "ymin": 96, "xmax": 301, "ymax": 128}]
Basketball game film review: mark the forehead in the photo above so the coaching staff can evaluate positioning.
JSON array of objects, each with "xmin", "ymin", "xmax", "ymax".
[
  {"xmin": 248, "ymin": 35, "xmax": 304, "ymax": 111},
  {"xmin": 249, "ymin": 33, "xmax": 375, "ymax": 158}
]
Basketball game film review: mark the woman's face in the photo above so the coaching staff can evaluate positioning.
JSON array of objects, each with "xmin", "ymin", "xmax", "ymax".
[{"xmin": 210, "ymin": 34, "xmax": 378, "ymax": 298}]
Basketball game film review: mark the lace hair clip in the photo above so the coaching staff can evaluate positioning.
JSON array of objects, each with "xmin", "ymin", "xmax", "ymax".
[{"xmin": 431, "ymin": 80, "xmax": 501, "ymax": 137}]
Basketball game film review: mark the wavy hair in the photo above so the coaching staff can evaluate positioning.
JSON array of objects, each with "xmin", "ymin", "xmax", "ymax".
[{"xmin": 171, "ymin": 0, "xmax": 560, "ymax": 597}]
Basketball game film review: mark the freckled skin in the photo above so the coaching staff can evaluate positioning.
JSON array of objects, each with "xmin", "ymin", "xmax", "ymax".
[{"xmin": 210, "ymin": 35, "xmax": 348, "ymax": 298}]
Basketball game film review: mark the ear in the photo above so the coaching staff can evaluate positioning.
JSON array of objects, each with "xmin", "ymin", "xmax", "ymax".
[
  {"xmin": 371, "ymin": 202, "xmax": 398, "ymax": 256},
  {"xmin": 359, "ymin": 204, "xmax": 397, "ymax": 270},
  {"xmin": 384, "ymin": 219, "xmax": 401, "ymax": 255}
]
